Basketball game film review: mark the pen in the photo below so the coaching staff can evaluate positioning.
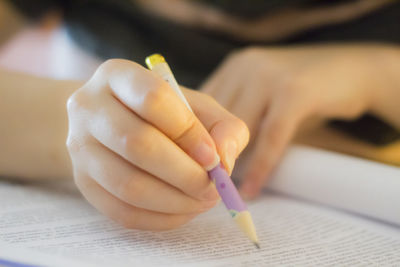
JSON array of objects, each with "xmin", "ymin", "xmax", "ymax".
[{"xmin": 145, "ymin": 54, "xmax": 259, "ymax": 248}]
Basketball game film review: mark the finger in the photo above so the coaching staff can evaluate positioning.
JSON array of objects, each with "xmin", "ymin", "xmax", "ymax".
[
  {"xmin": 240, "ymin": 97, "xmax": 306, "ymax": 198},
  {"xmin": 75, "ymin": 174, "xmax": 197, "ymax": 230},
  {"xmin": 200, "ymin": 62, "xmax": 243, "ymax": 109},
  {"xmin": 68, "ymin": 91, "xmax": 218, "ymax": 202},
  {"xmin": 100, "ymin": 59, "xmax": 219, "ymax": 170},
  {"xmin": 208, "ymin": 74, "xmax": 244, "ymax": 109},
  {"xmin": 75, "ymin": 142, "xmax": 217, "ymax": 214},
  {"xmin": 200, "ymin": 58, "xmax": 232, "ymax": 96},
  {"xmin": 229, "ymin": 79, "xmax": 271, "ymax": 136},
  {"xmin": 184, "ymin": 89, "xmax": 250, "ymax": 175}
]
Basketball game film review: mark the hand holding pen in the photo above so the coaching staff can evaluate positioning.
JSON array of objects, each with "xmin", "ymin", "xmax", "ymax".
[{"xmin": 67, "ymin": 59, "xmax": 252, "ymax": 234}]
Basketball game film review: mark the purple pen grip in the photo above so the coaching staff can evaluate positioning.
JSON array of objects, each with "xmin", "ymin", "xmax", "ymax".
[{"xmin": 208, "ymin": 163, "xmax": 247, "ymax": 213}]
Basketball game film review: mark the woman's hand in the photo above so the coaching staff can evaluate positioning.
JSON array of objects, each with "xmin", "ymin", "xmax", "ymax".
[
  {"xmin": 201, "ymin": 45, "xmax": 385, "ymax": 198},
  {"xmin": 66, "ymin": 59, "xmax": 249, "ymax": 230}
]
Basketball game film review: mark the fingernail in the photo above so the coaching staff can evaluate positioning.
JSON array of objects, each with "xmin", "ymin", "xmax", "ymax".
[
  {"xmin": 223, "ymin": 140, "xmax": 237, "ymax": 174},
  {"xmin": 192, "ymin": 142, "xmax": 218, "ymax": 170},
  {"xmin": 205, "ymin": 153, "xmax": 220, "ymax": 171}
]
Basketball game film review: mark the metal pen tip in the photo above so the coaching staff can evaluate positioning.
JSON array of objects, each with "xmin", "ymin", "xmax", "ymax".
[{"xmin": 254, "ymin": 242, "xmax": 260, "ymax": 249}]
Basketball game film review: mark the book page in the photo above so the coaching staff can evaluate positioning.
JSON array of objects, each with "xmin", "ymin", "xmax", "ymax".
[
  {"xmin": 262, "ymin": 145, "xmax": 400, "ymax": 226},
  {"xmin": 1, "ymin": 180, "xmax": 399, "ymax": 266}
]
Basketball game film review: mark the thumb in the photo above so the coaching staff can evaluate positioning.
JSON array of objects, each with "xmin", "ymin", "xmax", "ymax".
[{"xmin": 184, "ymin": 89, "xmax": 250, "ymax": 174}]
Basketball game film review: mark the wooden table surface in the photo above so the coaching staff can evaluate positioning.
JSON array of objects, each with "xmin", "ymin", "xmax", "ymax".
[{"xmin": 295, "ymin": 125, "xmax": 400, "ymax": 167}]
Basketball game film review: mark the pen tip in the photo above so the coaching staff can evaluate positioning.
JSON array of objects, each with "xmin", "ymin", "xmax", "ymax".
[{"xmin": 254, "ymin": 242, "xmax": 260, "ymax": 249}]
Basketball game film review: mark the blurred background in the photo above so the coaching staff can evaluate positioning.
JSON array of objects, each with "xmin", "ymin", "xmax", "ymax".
[{"xmin": 1, "ymin": 0, "xmax": 399, "ymax": 164}]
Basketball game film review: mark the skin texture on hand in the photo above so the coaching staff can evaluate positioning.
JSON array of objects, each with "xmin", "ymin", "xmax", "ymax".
[
  {"xmin": 0, "ymin": 69, "xmax": 81, "ymax": 180},
  {"xmin": 67, "ymin": 59, "xmax": 249, "ymax": 230},
  {"xmin": 201, "ymin": 44, "xmax": 400, "ymax": 199}
]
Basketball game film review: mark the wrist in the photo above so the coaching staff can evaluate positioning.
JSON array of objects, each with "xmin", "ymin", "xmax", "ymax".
[{"xmin": 0, "ymin": 70, "xmax": 82, "ymax": 180}]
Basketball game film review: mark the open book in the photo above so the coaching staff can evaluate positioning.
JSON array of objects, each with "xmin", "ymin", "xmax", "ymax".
[{"xmin": 1, "ymin": 145, "xmax": 399, "ymax": 266}]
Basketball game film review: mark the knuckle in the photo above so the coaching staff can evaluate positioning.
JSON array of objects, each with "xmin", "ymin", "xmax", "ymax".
[
  {"xmin": 98, "ymin": 58, "xmax": 125, "ymax": 74},
  {"xmin": 66, "ymin": 135, "xmax": 84, "ymax": 154},
  {"xmin": 66, "ymin": 90, "xmax": 88, "ymax": 114},
  {"xmin": 96, "ymin": 59, "xmax": 143, "ymax": 84},
  {"xmin": 121, "ymin": 127, "xmax": 157, "ymax": 162},
  {"xmin": 94, "ymin": 60, "xmax": 116, "ymax": 80},
  {"xmin": 141, "ymin": 81, "xmax": 169, "ymax": 114}
]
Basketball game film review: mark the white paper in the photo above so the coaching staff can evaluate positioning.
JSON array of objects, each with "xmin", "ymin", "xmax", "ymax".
[
  {"xmin": 0, "ymin": 243, "xmax": 95, "ymax": 267},
  {"xmin": 268, "ymin": 145, "xmax": 400, "ymax": 226},
  {"xmin": 1, "ymin": 180, "xmax": 399, "ymax": 266}
]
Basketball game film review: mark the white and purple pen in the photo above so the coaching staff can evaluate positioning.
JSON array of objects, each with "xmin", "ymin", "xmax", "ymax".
[{"xmin": 146, "ymin": 54, "xmax": 259, "ymax": 248}]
